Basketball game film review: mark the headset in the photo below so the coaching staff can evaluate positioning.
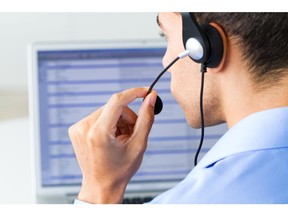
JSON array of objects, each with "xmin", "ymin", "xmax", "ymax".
[
  {"xmin": 182, "ymin": 13, "xmax": 224, "ymax": 68},
  {"xmin": 147, "ymin": 12, "xmax": 224, "ymax": 165}
]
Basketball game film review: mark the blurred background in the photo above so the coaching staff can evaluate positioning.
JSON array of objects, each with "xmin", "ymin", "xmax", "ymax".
[
  {"xmin": 0, "ymin": 13, "xmax": 159, "ymax": 120},
  {"xmin": 0, "ymin": 12, "xmax": 159, "ymax": 203}
]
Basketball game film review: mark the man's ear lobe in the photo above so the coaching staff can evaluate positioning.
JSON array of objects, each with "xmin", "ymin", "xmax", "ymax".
[{"xmin": 209, "ymin": 22, "xmax": 228, "ymax": 73}]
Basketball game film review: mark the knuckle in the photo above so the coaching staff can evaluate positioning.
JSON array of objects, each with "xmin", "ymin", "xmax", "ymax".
[
  {"xmin": 69, "ymin": 120, "xmax": 90, "ymax": 138},
  {"xmin": 87, "ymin": 130, "xmax": 97, "ymax": 145},
  {"xmin": 110, "ymin": 92, "xmax": 123, "ymax": 103},
  {"xmin": 68, "ymin": 124, "xmax": 76, "ymax": 137},
  {"xmin": 77, "ymin": 120, "xmax": 90, "ymax": 136},
  {"xmin": 87, "ymin": 121, "xmax": 103, "ymax": 143}
]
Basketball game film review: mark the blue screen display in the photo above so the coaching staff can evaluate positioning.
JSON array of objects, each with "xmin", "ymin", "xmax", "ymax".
[{"xmin": 37, "ymin": 47, "xmax": 226, "ymax": 187}]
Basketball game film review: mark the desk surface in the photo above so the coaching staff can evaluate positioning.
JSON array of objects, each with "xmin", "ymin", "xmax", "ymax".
[{"xmin": 0, "ymin": 118, "xmax": 35, "ymax": 203}]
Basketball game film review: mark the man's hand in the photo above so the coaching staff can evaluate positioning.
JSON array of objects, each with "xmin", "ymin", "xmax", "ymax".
[{"xmin": 68, "ymin": 88, "xmax": 157, "ymax": 204}]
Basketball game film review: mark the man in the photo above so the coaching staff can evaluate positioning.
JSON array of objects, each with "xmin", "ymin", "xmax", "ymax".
[{"xmin": 69, "ymin": 13, "xmax": 288, "ymax": 203}]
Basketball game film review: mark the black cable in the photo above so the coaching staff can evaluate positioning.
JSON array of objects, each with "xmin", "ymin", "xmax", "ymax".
[
  {"xmin": 147, "ymin": 56, "xmax": 180, "ymax": 95},
  {"xmin": 146, "ymin": 53, "xmax": 206, "ymax": 166},
  {"xmin": 194, "ymin": 64, "xmax": 207, "ymax": 166}
]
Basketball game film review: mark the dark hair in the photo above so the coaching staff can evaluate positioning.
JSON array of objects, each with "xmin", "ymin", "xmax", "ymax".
[{"xmin": 194, "ymin": 13, "xmax": 288, "ymax": 87}]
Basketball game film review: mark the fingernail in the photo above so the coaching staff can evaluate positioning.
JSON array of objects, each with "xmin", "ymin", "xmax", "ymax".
[{"xmin": 150, "ymin": 93, "xmax": 157, "ymax": 108}]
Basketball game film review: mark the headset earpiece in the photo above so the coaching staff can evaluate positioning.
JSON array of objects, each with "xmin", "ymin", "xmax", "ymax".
[
  {"xmin": 181, "ymin": 13, "xmax": 224, "ymax": 68},
  {"xmin": 200, "ymin": 24, "xmax": 224, "ymax": 68}
]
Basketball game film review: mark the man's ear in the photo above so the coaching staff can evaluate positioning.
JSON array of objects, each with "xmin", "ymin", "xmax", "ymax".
[{"xmin": 209, "ymin": 22, "xmax": 228, "ymax": 73}]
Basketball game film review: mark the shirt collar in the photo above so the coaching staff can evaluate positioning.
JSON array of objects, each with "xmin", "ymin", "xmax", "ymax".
[{"xmin": 196, "ymin": 107, "xmax": 288, "ymax": 169}]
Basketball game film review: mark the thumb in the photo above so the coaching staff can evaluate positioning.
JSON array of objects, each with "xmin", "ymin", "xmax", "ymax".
[{"xmin": 133, "ymin": 92, "xmax": 157, "ymax": 144}]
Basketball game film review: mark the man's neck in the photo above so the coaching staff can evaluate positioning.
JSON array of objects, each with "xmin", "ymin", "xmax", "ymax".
[{"xmin": 222, "ymin": 73, "xmax": 288, "ymax": 128}]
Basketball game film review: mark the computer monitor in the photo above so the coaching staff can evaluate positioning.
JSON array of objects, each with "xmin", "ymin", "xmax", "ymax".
[{"xmin": 28, "ymin": 40, "xmax": 227, "ymax": 203}]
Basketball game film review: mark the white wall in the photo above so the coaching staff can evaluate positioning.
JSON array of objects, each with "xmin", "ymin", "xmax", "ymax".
[
  {"xmin": 0, "ymin": 12, "xmax": 159, "ymax": 91},
  {"xmin": 0, "ymin": 12, "xmax": 159, "ymax": 203}
]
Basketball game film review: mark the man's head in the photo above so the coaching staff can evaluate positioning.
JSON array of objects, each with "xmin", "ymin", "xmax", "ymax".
[
  {"xmin": 157, "ymin": 12, "xmax": 288, "ymax": 128},
  {"xmin": 194, "ymin": 13, "xmax": 288, "ymax": 87}
]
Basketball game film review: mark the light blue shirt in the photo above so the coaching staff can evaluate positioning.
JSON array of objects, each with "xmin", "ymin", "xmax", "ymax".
[{"xmin": 150, "ymin": 107, "xmax": 288, "ymax": 204}]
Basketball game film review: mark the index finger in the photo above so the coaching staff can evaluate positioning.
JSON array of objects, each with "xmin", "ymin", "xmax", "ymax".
[{"xmin": 97, "ymin": 87, "xmax": 149, "ymax": 130}]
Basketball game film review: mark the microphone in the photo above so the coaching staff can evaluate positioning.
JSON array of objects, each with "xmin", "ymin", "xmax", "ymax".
[
  {"xmin": 146, "ymin": 50, "xmax": 190, "ymax": 115},
  {"xmin": 154, "ymin": 95, "xmax": 163, "ymax": 115}
]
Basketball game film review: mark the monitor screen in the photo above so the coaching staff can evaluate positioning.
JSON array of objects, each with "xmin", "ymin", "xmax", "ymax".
[{"xmin": 35, "ymin": 43, "xmax": 226, "ymax": 190}]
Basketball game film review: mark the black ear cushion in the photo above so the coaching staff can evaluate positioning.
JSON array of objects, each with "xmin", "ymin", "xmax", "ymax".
[{"xmin": 201, "ymin": 24, "xmax": 224, "ymax": 68}]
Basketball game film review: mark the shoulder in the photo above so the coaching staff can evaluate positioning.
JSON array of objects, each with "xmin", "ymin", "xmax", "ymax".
[
  {"xmin": 152, "ymin": 147, "xmax": 288, "ymax": 204},
  {"xmin": 199, "ymin": 147, "xmax": 288, "ymax": 203}
]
